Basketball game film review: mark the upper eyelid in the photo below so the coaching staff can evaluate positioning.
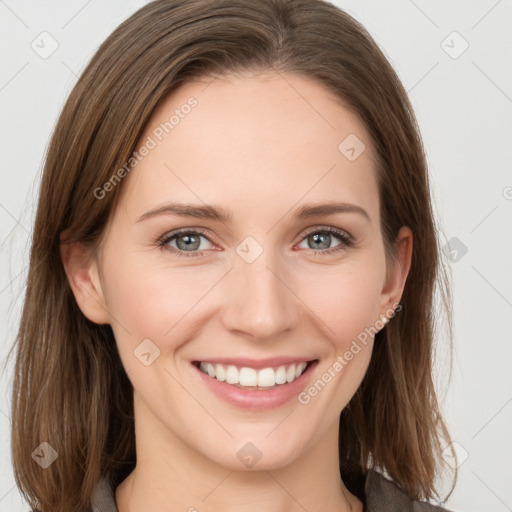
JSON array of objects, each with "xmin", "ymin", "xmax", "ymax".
[{"xmin": 160, "ymin": 225, "xmax": 353, "ymax": 247}]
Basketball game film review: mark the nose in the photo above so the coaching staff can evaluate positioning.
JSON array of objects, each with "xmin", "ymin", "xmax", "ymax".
[{"xmin": 220, "ymin": 249, "xmax": 301, "ymax": 341}]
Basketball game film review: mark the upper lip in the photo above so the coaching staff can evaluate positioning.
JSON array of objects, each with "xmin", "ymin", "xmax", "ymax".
[{"xmin": 193, "ymin": 357, "xmax": 317, "ymax": 370}]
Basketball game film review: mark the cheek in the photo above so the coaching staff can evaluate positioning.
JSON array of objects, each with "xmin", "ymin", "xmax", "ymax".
[
  {"xmin": 294, "ymin": 261, "xmax": 383, "ymax": 404},
  {"xmin": 100, "ymin": 247, "xmax": 221, "ymax": 357},
  {"xmin": 297, "ymin": 260, "xmax": 385, "ymax": 343}
]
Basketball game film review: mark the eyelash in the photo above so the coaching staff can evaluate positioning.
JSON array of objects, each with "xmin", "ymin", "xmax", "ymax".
[{"xmin": 157, "ymin": 226, "xmax": 354, "ymax": 258}]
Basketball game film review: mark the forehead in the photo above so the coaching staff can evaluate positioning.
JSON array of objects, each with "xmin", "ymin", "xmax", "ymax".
[{"xmin": 117, "ymin": 71, "xmax": 379, "ymax": 223}]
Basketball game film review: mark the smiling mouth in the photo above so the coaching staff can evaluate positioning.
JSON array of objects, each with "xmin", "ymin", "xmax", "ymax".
[{"xmin": 192, "ymin": 360, "xmax": 318, "ymax": 390}]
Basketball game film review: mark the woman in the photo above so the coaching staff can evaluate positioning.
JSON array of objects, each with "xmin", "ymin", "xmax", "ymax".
[{"xmin": 9, "ymin": 0, "xmax": 458, "ymax": 510}]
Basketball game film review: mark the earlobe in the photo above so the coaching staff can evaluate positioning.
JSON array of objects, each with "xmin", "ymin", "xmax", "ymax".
[
  {"xmin": 380, "ymin": 226, "xmax": 413, "ymax": 314},
  {"xmin": 59, "ymin": 237, "xmax": 111, "ymax": 325}
]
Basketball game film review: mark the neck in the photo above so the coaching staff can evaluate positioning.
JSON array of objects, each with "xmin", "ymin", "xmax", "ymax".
[{"xmin": 115, "ymin": 394, "xmax": 362, "ymax": 512}]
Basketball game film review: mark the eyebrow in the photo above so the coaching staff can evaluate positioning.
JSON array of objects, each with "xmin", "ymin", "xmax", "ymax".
[{"xmin": 135, "ymin": 201, "xmax": 371, "ymax": 224}]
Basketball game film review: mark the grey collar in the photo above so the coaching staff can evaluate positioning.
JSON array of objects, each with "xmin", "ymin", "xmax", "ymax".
[{"xmin": 91, "ymin": 469, "xmax": 453, "ymax": 512}]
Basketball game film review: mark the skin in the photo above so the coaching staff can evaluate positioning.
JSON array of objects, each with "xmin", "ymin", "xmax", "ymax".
[{"xmin": 61, "ymin": 71, "xmax": 412, "ymax": 512}]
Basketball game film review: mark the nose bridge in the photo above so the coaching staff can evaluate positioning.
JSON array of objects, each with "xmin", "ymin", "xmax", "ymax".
[{"xmin": 221, "ymin": 240, "xmax": 300, "ymax": 339}]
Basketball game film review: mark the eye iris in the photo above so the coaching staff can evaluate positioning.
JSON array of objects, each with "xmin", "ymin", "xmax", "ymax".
[
  {"xmin": 176, "ymin": 233, "xmax": 200, "ymax": 251},
  {"xmin": 309, "ymin": 232, "xmax": 331, "ymax": 250}
]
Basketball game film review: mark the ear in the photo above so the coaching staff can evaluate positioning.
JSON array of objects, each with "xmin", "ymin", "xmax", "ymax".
[
  {"xmin": 59, "ymin": 234, "xmax": 111, "ymax": 325},
  {"xmin": 379, "ymin": 226, "xmax": 413, "ymax": 315}
]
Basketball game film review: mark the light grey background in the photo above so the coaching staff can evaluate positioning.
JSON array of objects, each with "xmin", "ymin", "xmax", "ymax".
[{"xmin": 1, "ymin": 1, "xmax": 511, "ymax": 511}]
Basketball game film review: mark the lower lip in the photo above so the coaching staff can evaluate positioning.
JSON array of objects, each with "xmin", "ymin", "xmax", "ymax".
[{"xmin": 192, "ymin": 360, "xmax": 318, "ymax": 410}]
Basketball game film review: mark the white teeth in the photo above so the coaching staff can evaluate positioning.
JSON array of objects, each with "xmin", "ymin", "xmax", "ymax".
[
  {"xmin": 275, "ymin": 366, "xmax": 287, "ymax": 385},
  {"xmin": 226, "ymin": 365, "xmax": 239, "ymax": 384},
  {"xmin": 239, "ymin": 367, "xmax": 257, "ymax": 386},
  {"xmin": 215, "ymin": 364, "xmax": 226, "ymax": 382},
  {"xmin": 296, "ymin": 362, "xmax": 307, "ymax": 377},
  {"xmin": 197, "ymin": 361, "xmax": 310, "ymax": 388},
  {"xmin": 257, "ymin": 368, "xmax": 275, "ymax": 387}
]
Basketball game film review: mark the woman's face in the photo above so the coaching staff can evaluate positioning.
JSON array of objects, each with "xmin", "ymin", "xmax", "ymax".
[{"xmin": 67, "ymin": 71, "xmax": 411, "ymax": 471}]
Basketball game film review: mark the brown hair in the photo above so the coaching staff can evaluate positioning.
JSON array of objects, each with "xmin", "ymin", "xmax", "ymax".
[{"xmin": 7, "ymin": 0, "xmax": 457, "ymax": 510}]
